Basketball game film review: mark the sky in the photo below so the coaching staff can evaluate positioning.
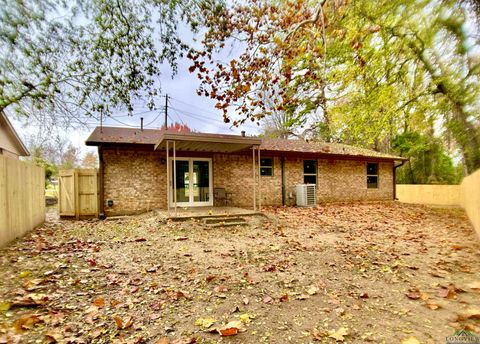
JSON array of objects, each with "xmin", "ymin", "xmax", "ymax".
[
  {"xmin": 8, "ymin": 14, "xmax": 262, "ymax": 158},
  {"xmin": 10, "ymin": 55, "xmax": 261, "ymax": 157}
]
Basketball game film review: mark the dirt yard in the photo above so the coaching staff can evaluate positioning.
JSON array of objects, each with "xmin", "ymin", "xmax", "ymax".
[{"xmin": 0, "ymin": 202, "xmax": 479, "ymax": 344}]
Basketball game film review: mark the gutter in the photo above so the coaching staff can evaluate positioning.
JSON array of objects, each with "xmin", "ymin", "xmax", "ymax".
[
  {"xmin": 393, "ymin": 159, "xmax": 407, "ymax": 200},
  {"xmin": 281, "ymin": 156, "xmax": 286, "ymax": 206},
  {"xmin": 98, "ymin": 146, "xmax": 106, "ymax": 219}
]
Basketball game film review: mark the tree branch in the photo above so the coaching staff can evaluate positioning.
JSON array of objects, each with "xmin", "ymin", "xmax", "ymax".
[{"xmin": 285, "ymin": 0, "xmax": 328, "ymax": 40}]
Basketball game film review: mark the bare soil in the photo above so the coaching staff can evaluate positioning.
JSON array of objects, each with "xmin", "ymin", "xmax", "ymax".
[{"xmin": 0, "ymin": 202, "xmax": 479, "ymax": 344}]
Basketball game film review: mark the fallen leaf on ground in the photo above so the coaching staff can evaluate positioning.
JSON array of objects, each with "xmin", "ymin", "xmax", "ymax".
[
  {"xmin": 114, "ymin": 315, "xmax": 123, "ymax": 329},
  {"xmin": 45, "ymin": 329, "xmax": 64, "ymax": 343},
  {"xmin": 174, "ymin": 236, "xmax": 188, "ymax": 241},
  {"xmin": 328, "ymin": 327, "xmax": 349, "ymax": 341},
  {"xmin": 239, "ymin": 313, "xmax": 254, "ymax": 323},
  {"xmin": 307, "ymin": 286, "xmax": 319, "ymax": 295},
  {"xmin": 438, "ymin": 286, "xmax": 456, "ymax": 299},
  {"xmin": 457, "ymin": 308, "xmax": 480, "ymax": 321},
  {"xmin": 14, "ymin": 314, "xmax": 41, "ymax": 333},
  {"xmin": 0, "ymin": 302, "xmax": 11, "ymax": 311},
  {"xmin": 312, "ymin": 328, "xmax": 328, "ymax": 340},
  {"xmin": 155, "ymin": 338, "xmax": 169, "ymax": 344},
  {"xmin": 195, "ymin": 317, "xmax": 216, "ymax": 330},
  {"xmin": 425, "ymin": 301, "xmax": 441, "ymax": 310},
  {"xmin": 93, "ymin": 297, "xmax": 105, "ymax": 308},
  {"xmin": 217, "ymin": 321, "xmax": 245, "ymax": 336},
  {"xmin": 406, "ymin": 288, "xmax": 423, "ymax": 300}
]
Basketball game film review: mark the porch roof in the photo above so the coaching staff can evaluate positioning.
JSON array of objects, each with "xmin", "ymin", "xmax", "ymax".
[{"xmin": 154, "ymin": 131, "xmax": 262, "ymax": 153}]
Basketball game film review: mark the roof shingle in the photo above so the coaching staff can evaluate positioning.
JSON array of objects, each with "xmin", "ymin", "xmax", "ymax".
[{"xmin": 85, "ymin": 126, "xmax": 405, "ymax": 161}]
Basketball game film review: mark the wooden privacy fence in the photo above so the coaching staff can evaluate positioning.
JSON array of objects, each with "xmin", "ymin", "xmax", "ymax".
[
  {"xmin": 396, "ymin": 184, "xmax": 462, "ymax": 206},
  {"xmin": 59, "ymin": 169, "xmax": 99, "ymax": 218},
  {"xmin": 396, "ymin": 168, "xmax": 480, "ymax": 238},
  {"xmin": 0, "ymin": 155, "xmax": 45, "ymax": 247}
]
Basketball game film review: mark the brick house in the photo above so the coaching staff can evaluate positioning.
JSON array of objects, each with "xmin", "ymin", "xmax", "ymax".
[{"xmin": 86, "ymin": 127, "xmax": 406, "ymax": 217}]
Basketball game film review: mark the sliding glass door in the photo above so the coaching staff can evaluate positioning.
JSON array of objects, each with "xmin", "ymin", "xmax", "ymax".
[{"xmin": 170, "ymin": 158, "xmax": 212, "ymax": 206}]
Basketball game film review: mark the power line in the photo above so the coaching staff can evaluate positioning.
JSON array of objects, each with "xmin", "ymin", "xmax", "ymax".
[
  {"xmin": 168, "ymin": 96, "xmax": 223, "ymax": 118},
  {"xmin": 169, "ymin": 106, "xmax": 226, "ymax": 124},
  {"xmin": 168, "ymin": 101, "xmax": 186, "ymax": 126}
]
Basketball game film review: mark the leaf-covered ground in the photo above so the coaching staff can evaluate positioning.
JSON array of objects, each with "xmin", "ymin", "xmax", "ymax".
[{"xmin": 0, "ymin": 202, "xmax": 479, "ymax": 343}]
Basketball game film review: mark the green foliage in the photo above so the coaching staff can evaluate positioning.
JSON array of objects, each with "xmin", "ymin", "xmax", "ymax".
[
  {"xmin": 393, "ymin": 132, "xmax": 463, "ymax": 184},
  {"xmin": 0, "ymin": 0, "xmax": 217, "ymax": 116},
  {"xmin": 193, "ymin": 0, "xmax": 480, "ymax": 175},
  {"xmin": 28, "ymin": 145, "xmax": 58, "ymax": 186}
]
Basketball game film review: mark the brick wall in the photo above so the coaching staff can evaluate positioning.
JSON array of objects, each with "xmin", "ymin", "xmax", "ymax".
[
  {"xmin": 213, "ymin": 154, "xmax": 282, "ymax": 208},
  {"xmin": 316, "ymin": 159, "xmax": 393, "ymax": 202},
  {"xmin": 103, "ymin": 149, "xmax": 167, "ymax": 216},
  {"xmin": 102, "ymin": 148, "xmax": 394, "ymax": 215}
]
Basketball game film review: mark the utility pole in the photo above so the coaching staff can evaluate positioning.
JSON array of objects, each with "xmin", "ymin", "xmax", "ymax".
[{"xmin": 164, "ymin": 94, "xmax": 168, "ymax": 129}]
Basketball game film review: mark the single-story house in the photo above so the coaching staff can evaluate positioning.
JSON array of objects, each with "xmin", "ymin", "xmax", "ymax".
[
  {"xmin": 0, "ymin": 111, "xmax": 29, "ymax": 159},
  {"xmin": 86, "ymin": 126, "xmax": 406, "ymax": 216}
]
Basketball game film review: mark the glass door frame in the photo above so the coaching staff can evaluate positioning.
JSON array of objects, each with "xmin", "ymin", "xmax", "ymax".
[{"xmin": 168, "ymin": 157, "xmax": 213, "ymax": 207}]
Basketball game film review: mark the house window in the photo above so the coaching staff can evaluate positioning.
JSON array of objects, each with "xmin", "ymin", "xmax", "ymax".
[
  {"xmin": 367, "ymin": 163, "xmax": 378, "ymax": 188},
  {"xmin": 304, "ymin": 160, "xmax": 317, "ymax": 184},
  {"xmin": 260, "ymin": 158, "xmax": 273, "ymax": 176}
]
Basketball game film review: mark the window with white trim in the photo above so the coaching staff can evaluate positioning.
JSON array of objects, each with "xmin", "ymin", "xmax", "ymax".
[
  {"xmin": 367, "ymin": 163, "xmax": 378, "ymax": 188},
  {"xmin": 303, "ymin": 160, "xmax": 317, "ymax": 184},
  {"xmin": 260, "ymin": 158, "xmax": 273, "ymax": 176}
]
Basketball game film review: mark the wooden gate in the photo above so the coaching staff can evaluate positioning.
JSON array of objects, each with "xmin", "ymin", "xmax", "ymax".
[{"xmin": 59, "ymin": 169, "xmax": 98, "ymax": 218}]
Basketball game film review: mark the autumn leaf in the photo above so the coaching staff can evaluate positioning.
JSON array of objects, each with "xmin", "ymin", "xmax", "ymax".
[
  {"xmin": 93, "ymin": 297, "xmax": 105, "ymax": 308},
  {"xmin": 457, "ymin": 308, "xmax": 480, "ymax": 321},
  {"xmin": 14, "ymin": 314, "xmax": 41, "ymax": 333},
  {"xmin": 19, "ymin": 271, "xmax": 31, "ymax": 278},
  {"xmin": 239, "ymin": 313, "xmax": 254, "ymax": 323},
  {"xmin": 45, "ymin": 329, "xmax": 64, "ymax": 343},
  {"xmin": 279, "ymin": 294, "xmax": 289, "ymax": 302},
  {"xmin": 114, "ymin": 315, "xmax": 123, "ymax": 329},
  {"xmin": 0, "ymin": 302, "xmax": 11, "ymax": 311},
  {"xmin": 401, "ymin": 337, "xmax": 421, "ymax": 344},
  {"xmin": 406, "ymin": 291, "xmax": 421, "ymax": 300},
  {"xmin": 218, "ymin": 327, "xmax": 238, "ymax": 336},
  {"xmin": 217, "ymin": 321, "xmax": 245, "ymax": 336},
  {"xmin": 328, "ymin": 327, "xmax": 349, "ymax": 341},
  {"xmin": 425, "ymin": 301, "xmax": 441, "ymax": 310},
  {"xmin": 312, "ymin": 328, "xmax": 328, "ymax": 340},
  {"xmin": 123, "ymin": 316, "xmax": 134, "ymax": 329},
  {"xmin": 195, "ymin": 317, "xmax": 216, "ymax": 330},
  {"xmin": 155, "ymin": 338, "xmax": 170, "ymax": 344},
  {"xmin": 438, "ymin": 287, "xmax": 456, "ymax": 299},
  {"xmin": 263, "ymin": 295, "xmax": 273, "ymax": 304}
]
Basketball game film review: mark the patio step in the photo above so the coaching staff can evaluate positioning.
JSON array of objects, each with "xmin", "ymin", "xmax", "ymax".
[
  {"xmin": 204, "ymin": 217, "xmax": 246, "ymax": 224},
  {"xmin": 203, "ymin": 216, "xmax": 248, "ymax": 228}
]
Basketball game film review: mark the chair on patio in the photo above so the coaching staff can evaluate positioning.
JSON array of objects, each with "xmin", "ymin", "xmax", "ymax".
[{"xmin": 214, "ymin": 187, "xmax": 233, "ymax": 206}]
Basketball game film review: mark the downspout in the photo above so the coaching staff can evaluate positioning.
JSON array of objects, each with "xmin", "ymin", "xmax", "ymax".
[
  {"xmin": 98, "ymin": 146, "xmax": 105, "ymax": 219},
  {"xmin": 281, "ymin": 156, "xmax": 286, "ymax": 206},
  {"xmin": 393, "ymin": 160, "xmax": 406, "ymax": 200}
]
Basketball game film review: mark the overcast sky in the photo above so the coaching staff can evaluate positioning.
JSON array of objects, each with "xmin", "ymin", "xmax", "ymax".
[{"xmin": 8, "ymin": 19, "xmax": 261, "ymax": 157}]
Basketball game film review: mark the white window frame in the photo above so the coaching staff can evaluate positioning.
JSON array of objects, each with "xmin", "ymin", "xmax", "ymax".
[{"xmin": 169, "ymin": 157, "xmax": 213, "ymax": 207}]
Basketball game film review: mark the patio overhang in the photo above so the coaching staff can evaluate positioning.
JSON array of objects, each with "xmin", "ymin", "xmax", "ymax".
[{"xmin": 154, "ymin": 132, "xmax": 262, "ymax": 153}]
